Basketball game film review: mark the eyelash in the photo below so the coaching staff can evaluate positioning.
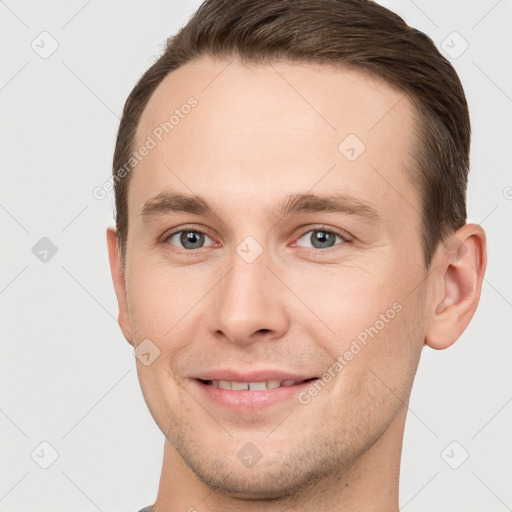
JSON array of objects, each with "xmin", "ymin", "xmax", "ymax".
[{"xmin": 162, "ymin": 224, "xmax": 351, "ymax": 254}]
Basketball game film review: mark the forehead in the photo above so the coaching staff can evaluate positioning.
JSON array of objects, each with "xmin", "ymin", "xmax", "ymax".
[{"xmin": 130, "ymin": 57, "xmax": 419, "ymax": 227}]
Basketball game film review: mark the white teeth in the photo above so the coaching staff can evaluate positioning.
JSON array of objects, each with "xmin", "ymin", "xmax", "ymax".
[
  {"xmin": 248, "ymin": 381, "xmax": 267, "ymax": 390},
  {"xmin": 231, "ymin": 381, "xmax": 249, "ymax": 390},
  {"xmin": 218, "ymin": 380, "xmax": 232, "ymax": 390},
  {"xmin": 208, "ymin": 379, "xmax": 304, "ymax": 390}
]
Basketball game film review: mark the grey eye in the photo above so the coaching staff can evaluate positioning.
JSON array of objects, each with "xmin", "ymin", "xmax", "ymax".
[
  {"xmin": 296, "ymin": 230, "xmax": 343, "ymax": 249},
  {"xmin": 167, "ymin": 230, "xmax": 212, "ymax": 250}
]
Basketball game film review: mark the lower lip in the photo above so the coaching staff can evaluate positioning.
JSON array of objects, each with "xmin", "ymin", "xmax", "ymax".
[{"xmin": 193, "ymin": 379, "xmax": 318, "ymax": 413}]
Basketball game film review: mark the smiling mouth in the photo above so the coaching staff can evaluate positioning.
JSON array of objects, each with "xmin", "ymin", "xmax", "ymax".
[{"xmin": 198, "ymin": 378, "xmax": 318, "ymax": 390}]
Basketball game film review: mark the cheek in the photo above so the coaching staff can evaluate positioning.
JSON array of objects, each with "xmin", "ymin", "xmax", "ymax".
[
  {"xmin": 304, "ymin": 266, "xmax": 426, "ymax": 403},
  {"xmin": 313, "ymin": 305, "xmax": 424, "ymax": 456},
  {"xmin": 295, "ymin": 266, "xmax": 399, "ymax": 343},
  {"xmin": 351, "ymin": 297, "xmax": 424, "ymax": 409},
  {"xmin": 126, "ymin": 263, "xmax": 205, "ymax": 341}
]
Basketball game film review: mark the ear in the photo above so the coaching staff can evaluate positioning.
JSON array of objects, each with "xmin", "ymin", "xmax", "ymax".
[
  {"xmin": 425, "ymin": 223, "xmax": 487, "ymax": 350},
  {"xmin": 106, "ymin": 226, "xmax": 134, "ymax": 346}
]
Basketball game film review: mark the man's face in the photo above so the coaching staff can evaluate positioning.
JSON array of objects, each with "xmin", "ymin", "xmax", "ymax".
[{"xmin": 121, "ymin": 57, "xmax": 431, "ymax": 497}]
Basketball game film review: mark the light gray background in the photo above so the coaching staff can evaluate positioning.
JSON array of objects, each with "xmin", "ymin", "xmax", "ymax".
[{"xmin": 1, "ymin": 1, "xmax": 511, "ymax": 511}]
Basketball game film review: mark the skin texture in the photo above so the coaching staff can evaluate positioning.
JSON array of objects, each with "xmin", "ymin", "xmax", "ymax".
[{"xmin": 107, "ymin": 57, "xmax": 486, "ymax": 512}]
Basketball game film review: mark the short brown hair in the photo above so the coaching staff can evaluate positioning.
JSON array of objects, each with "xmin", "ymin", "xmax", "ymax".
[{"xmin": 113, "ymin": 0, "xmax": 470, "ymax": 270}]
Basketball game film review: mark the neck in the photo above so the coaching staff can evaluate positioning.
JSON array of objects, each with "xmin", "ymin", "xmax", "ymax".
[{"xmin": 152, "ymin": 405, "xmax": 407, "ymax": 512}]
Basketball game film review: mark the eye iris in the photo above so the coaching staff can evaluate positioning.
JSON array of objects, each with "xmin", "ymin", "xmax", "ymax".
[
  {"xmin": 181, "ymin": 231, "xmax": 204, "ymax": 249},
  {"xmin": 312, "ymin": 230, "xmax": 336, "ymax": 249},
  {"xmin": 174, "ymin": 230, "xmax": 339, "ymax": 250}
]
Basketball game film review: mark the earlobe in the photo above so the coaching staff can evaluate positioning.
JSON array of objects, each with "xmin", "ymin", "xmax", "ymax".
[
  {"xmin": 425, "ymin": 224, "xmax": 487, "ymax": 350},
  {"xmin": 106, "ymin": 226, "xmax": 134, "ymax": 346}
]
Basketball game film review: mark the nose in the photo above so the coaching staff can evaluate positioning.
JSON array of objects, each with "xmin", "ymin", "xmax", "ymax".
[{"xmin": 209, "ymin": 243, "xmax": 289, "ymax": 346}]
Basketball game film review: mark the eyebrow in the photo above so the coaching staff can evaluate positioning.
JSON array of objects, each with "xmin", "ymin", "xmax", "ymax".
[{"xmin": 141, "ymin": 190, "xmax": 381, "ymax": 223}]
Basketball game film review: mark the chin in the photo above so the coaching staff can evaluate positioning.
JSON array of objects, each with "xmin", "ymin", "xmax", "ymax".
[{"xmin": 180, "ymin": 445, "xmax": 335, "ymax": 501}]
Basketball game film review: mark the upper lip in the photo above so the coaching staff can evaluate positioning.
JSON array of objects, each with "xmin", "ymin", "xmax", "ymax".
[{"xmin": 194, "ymin": 369, "xmax": 317, "ymax": 382}]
